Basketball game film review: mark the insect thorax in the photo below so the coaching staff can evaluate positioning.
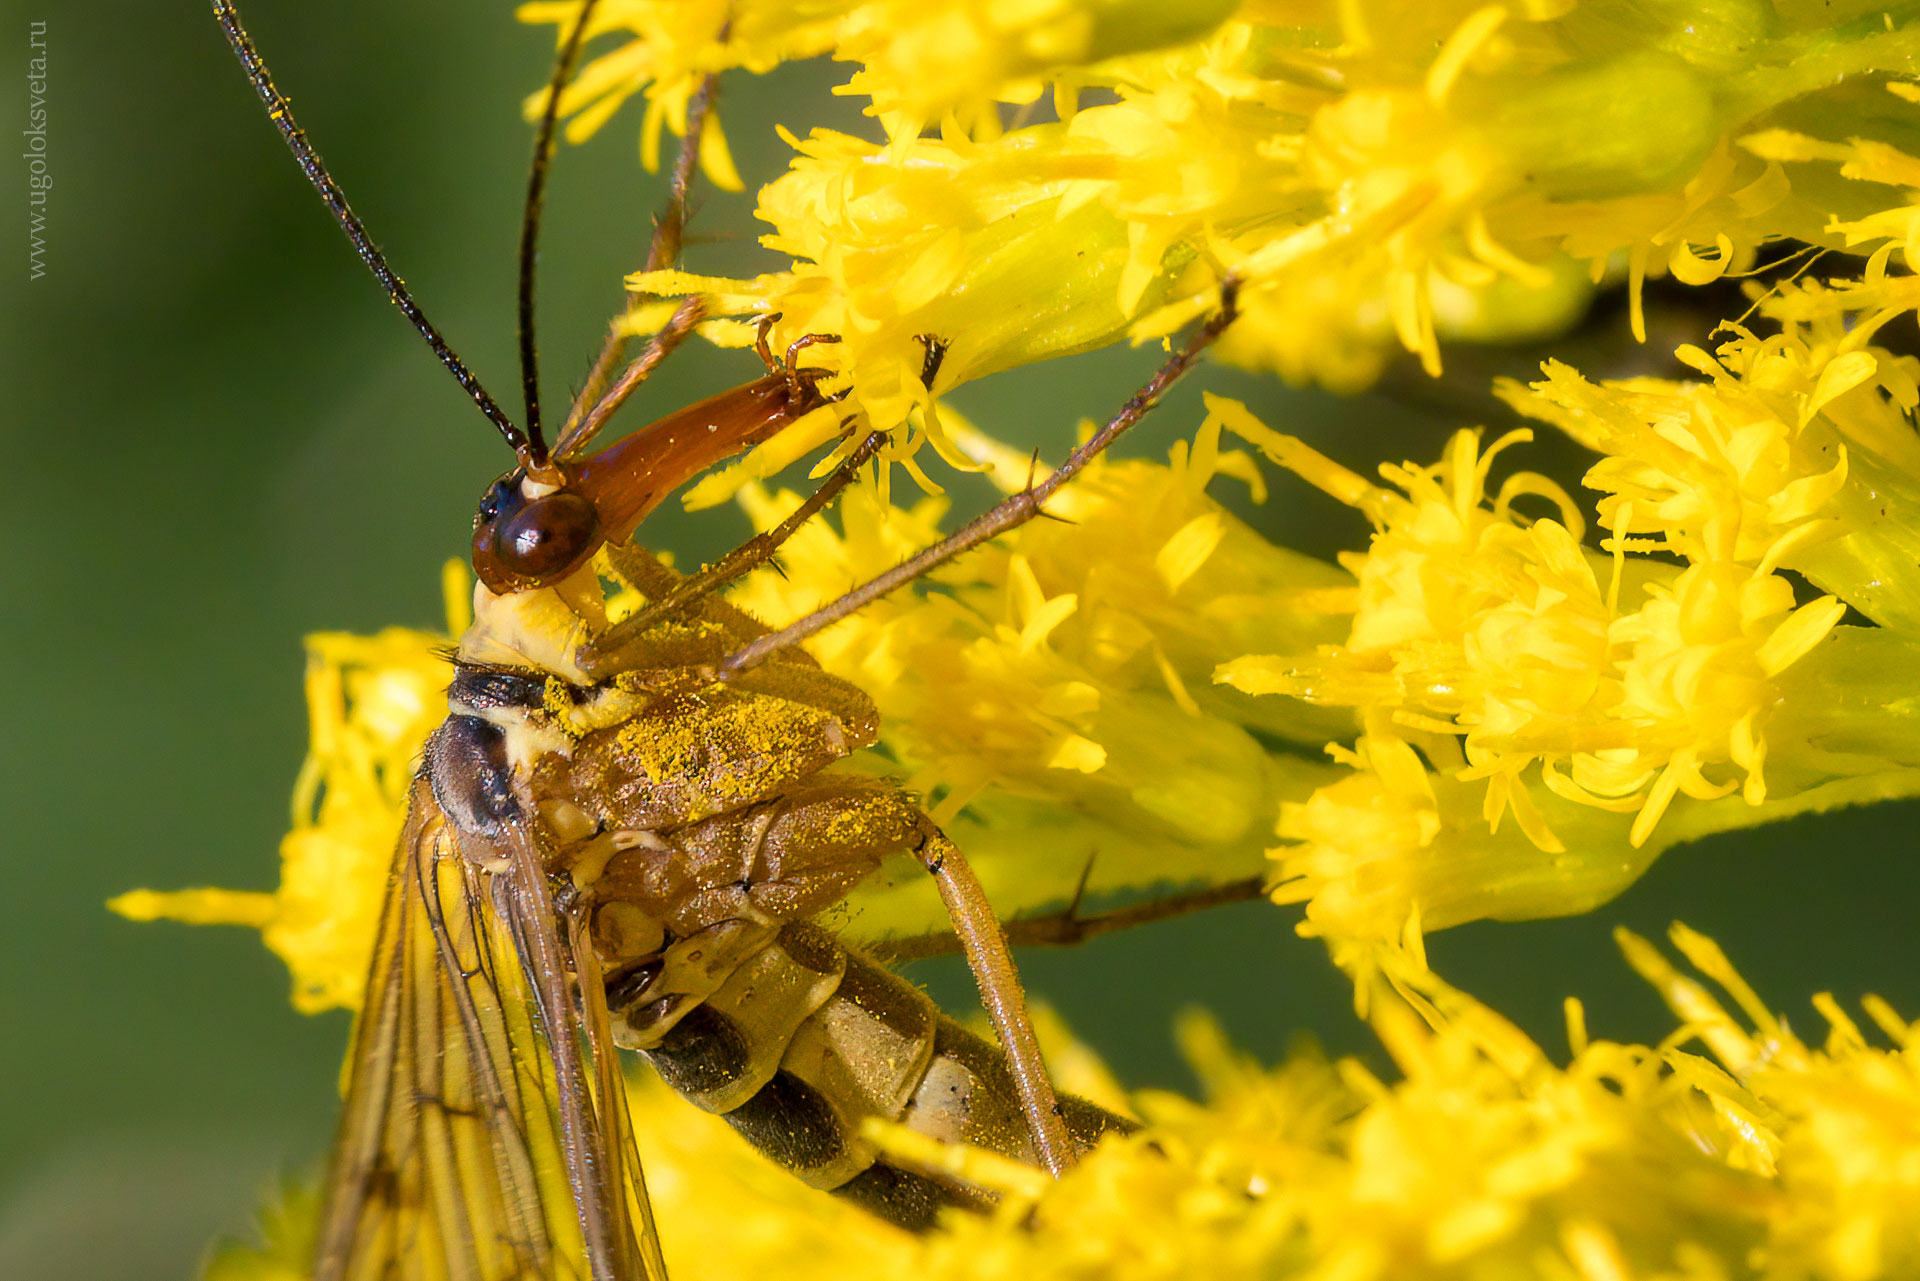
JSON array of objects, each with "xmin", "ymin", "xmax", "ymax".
[{"xmin": 432, "ymin": 552, "xmax": 1134, "ymax": 1229}]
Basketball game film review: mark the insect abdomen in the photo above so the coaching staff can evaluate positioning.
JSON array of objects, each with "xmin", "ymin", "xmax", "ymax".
[{"xmin": 619, "ymin": 921, "xmax": 1133, "ymax": 1230}]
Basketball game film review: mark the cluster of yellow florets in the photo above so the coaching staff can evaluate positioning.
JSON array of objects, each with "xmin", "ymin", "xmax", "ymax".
[
  {"xmin": 724, "ymin": 412, "xmax": 1358, "ymax": 932},
  {"xmin": 203, "ymin": 927, "xmax": 1920, "ymax": 1281},
  {"xmin": 1199, "ymin": 260, "xmax": 1920, "ymax": 946},
  {"xmin": 711, "ymin": 265, "xmax": 1920, "ymax": 948},
  {"xmin": 526, "ymin": 0, "xmax": 1920, "ymax": 478}
]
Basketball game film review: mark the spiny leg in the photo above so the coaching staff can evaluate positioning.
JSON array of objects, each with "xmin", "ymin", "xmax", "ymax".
[
  {"xmin": 778, "ymin": 332, "xmax": 842, "ymax": 399},
  {"xmin": 580, "ymin": 429, "xmax": 888, "ymax": 679},
  {"xmin": 750, "ymin": 315, "xmax": 851, "ymax": 391},
  {"xmin": 560, "ymin": 296, "xmax": 709, "ymax": 459},
  {"xmin": 718, "ymin": 282, "xmax": 1240, "ymax": 677},
  {"xmin": 554, "ymin": 70, "xmax": 723, "ymax": 459},
  {"xmin": 578, "ymin": 335, "xmax": 950, "ymax": 675},
  {"xmin": 910, "ymin": 821, "xmax": 1075, "ymax": 1177},
  {"xmin": 594, "ymin": 541, "xmax": 795, "ymax": 669}
]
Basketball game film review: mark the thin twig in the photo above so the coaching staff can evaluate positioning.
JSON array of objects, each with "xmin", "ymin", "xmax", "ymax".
[{"xmin": 863, "ymin": 876, "xmax": 1268, "ymax": 964}]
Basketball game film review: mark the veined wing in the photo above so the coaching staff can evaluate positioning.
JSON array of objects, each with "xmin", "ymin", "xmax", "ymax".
[{"xmin": 315, "ymin": 776, "xmax": 667, "ymax": 1281}]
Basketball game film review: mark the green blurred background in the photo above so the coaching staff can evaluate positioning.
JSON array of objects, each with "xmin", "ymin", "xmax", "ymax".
[{"xmin": 8, "ymin": 3, "xmax": 1919, "ymax": 1277}]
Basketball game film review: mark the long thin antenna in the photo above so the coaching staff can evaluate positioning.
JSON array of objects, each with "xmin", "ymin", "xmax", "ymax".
[
  {"xmin": 209, "ymin": 0, "xmax": 526, "ymax": 455},
  {"xmin": 515, "ymin": 0, "xmax": 604, "ymax": 469}
]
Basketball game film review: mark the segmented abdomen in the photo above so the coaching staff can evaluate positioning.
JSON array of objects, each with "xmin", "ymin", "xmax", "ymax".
[{"xmin": 608, "ymin": 921, "xmax": 1132, "ymax": 1230}]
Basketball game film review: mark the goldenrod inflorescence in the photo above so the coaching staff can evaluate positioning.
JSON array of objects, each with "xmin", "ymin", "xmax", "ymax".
[{"xmin": 126, "ymin": 2, "xmax": 1920, "ymax": 1277}]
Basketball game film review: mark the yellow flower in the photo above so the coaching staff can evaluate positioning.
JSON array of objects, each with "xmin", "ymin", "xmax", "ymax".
[
  {"xmin": 1212, "ymin": 302, "xmax": 1920, "ymax": 940},
  {"xmin": 516, "ymin": 0, "xmax": 760, "ymax": 176},
  {"xmin": 1266, "ymin": 728, "xmax": 1669, "ymax": 944},
  {"xmin": 525, "ymin": 0, "xmax": 1920, "ymax": 467},
  {"xmin": 727, "ymin": 415, "xmax": 1355, "ymax": 934},
  {"xmin": 213, "ymin": 925, "xmax": 1920, "ymax": 1281},
  {"xmin": 521, "ymin": 0, "xmax": 1238, "ymax": 147},
  {"xmin": 632, "ymin": 121, "xmax": 1199, "ymax": 495},
  {"xmin": 1623, "ymin": 924, "xmax": 1920, "ymax": 1280},
  {"xmin": 1501, "ymin": 308, "xmax": 1920, "ymax": 784}
]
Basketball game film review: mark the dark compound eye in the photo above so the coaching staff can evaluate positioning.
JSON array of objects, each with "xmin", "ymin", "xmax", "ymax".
[
  {"xmin": 493, "ymin": 490, "xmax": 600, "ymax": 581},
  {"xmin": 476, "ymin": 479, "xmax": 510, "ymax": 523}
]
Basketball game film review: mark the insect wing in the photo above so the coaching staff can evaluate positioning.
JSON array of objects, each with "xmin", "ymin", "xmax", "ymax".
[{"xmin": 315, "ymin": 777, "xmax": 667, "ymax": 1281}]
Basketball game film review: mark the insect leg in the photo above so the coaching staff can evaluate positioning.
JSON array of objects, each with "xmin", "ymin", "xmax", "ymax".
[
  {"xmin": 556, "ymin": 72, "xmax": 723, "ymax": 457},
  {"xmin": 718, "ymin": 281, "xmax": 1241, "ymax": 676},
  {"xmin": 559, "ymin": 296, "xmax": 710, "ymax": 460},
  {"xmin": 909, "ymin": 820, "xmax": 1077, "ymax": 1177},
  {"xmin": 779, "ymin": 332, "xmax": 842, "ymax": 398},
  {"xmin": 568, "ymin": 906, "xmax": 672, "ymax": 1281},
  {"xmin": 750, "ymin": 316, "xmax": 843, "ymax": 384},
  {"xmin": 581, "ymin": 428, "xmax": 886, "ymax": 673},
  {"xmin": 752, "ymin": 312, "xmax": 783, "ymax": 369}
]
